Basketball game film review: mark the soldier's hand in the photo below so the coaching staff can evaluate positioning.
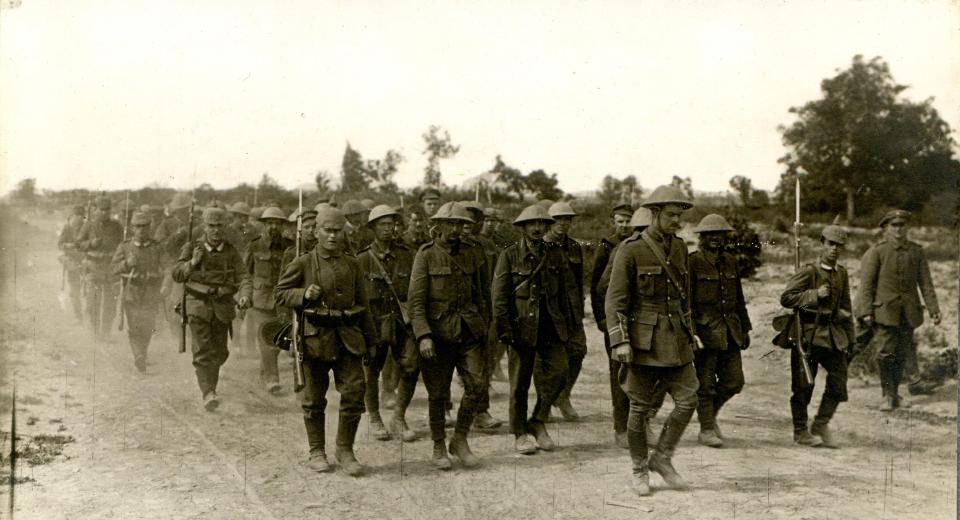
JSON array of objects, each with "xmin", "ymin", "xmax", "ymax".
[
  {"xmin": 693, "ymin": 336, "xmax": 705, "ymax": 351},
  {"xmin": 862, "ymin": 315, "xmax": 874, "ymax": 327},
  {"xmin": 612, "ymin": 344, "xmax": 632, "ymax": 364},
  {"xmin": 817, "ymin": 284, "xmax": 830, "ymax": 299},
  {"xmin": 304, "ymin": 284, "xmax": 321, "ymax": 301},
  {"xmin": 741, "ymin": 334, "xmax": 751, "ymax": 350},
  {"xmin": 932, "ymin": 312, "xmax": 942, "ymax": 326},
  {"xmin": 419, "ymin": 337, "xmax": 436, "ymax": 360},
  {"xmin": 190, "ymin": 245, "xmax": 204, "ymax": 267},
  {"xmin": 237, "ymin": 296, "xmax": 251, "ymax": 309}
]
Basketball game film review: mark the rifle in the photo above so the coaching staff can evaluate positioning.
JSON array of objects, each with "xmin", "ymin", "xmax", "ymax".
[
  {"xmin": 118, "ymin": 268, "xmax": 134, "ymax": 331},
  {"xmin": 122, "ymin": 190, "xmax": 130, "ymax": 241},
  {"xmin": 793, "ymin": 176, "xmax": 815, "ymax": 386},
  {"xmin": 179, "ymin": 199, "xmax": 195, "ymax": 354},
  {"xmin": 290, "ymin": 189, "xmax": 306, "ymax": 391},
  {"xmin": 368, "ymin": 246, "xmax": 411, "ymax": 325}
]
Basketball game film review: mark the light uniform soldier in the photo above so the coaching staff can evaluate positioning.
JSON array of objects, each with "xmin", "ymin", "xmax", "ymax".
[
  {"xmin": 605, "ymin": 186, "xmax": 699, "ymax": 496},
  {"xmin": 245, "ymin": 207, "xmax": 294, "ymax": 393},
  {"xmin": 780, "ymin": 225, "xmax": 854, "ymax": 449},
  {"xmin": 357, "ymin": 205, "xmax": 420, "ymax": 442},
  {"xmin": 688, "ymin": 214, "xmax": 751, "ymax": 448},
  {"xmin": 76, "ymin": 196, "xmax": 124, "ymax": 337},
  {"xmin": 111, "ymin": 212, "xmax": 164, "ymax": 373},
  {"xmin": 493, "ymin": 205, "xmax": 576, "ymax": 454},
  {"xmin": 590, "ymin": 202, "xmax": 634, "ymax": 448},
  {"xmin": 275, "ymin": 207, "xmax": 376, "ymax": 476},
  {"xmin": 155, "ymin": 193, "xmax": 195, "ymax": 340},
  {"xmin": 342, "ymin": 200, "xmax": 374, "ymax": 254},
  {"xmin": 409, "ymin": 202, "xmax": 488, "ymax": 470},
  {"xmin": 172, "ymin": 207, "xmax": 252, "ymax": 411},
  {"xmin": 855, "ymin": 209, "xmax": 940, "ymax": 411},
  {"xmin": 58, "ymin": 206, "xmax": 87, "ymax": 320},
  {"xmin": 226, "ymin": 202, "xmax": 256, "ymax": 258}
]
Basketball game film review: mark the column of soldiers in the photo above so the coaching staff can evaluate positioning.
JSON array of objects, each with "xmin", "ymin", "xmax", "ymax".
[{"xmin": 55, "ymin": 186, "xmax": 945, "ymax": 491}]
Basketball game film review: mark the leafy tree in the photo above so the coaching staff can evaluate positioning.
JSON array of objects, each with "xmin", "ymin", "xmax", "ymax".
[
  {"xmin": 491, "ymin": 155, "xmax": 526, "ymax": 202},
  {"xmin": 729, "ymin": 175, "xmax": 753, "ymax": 206},
  {"xmin": 422, "ymin": 125, "xmax": 459, "ymax": 187},
  {"xmin": 720, "ymin": 206, "xmax": 763, "ymax": 278},
  {"xmin": 598, "ymin": 175, "xmax": 623, "ymax": 205},
  {"xmin": 12, "ymin": 178, "xmax": 36, "ymax": 203},
  {"xmin": 777, "ymin": 55, "xmax": 960, "ymax": 221},
  {"xmin": 315, "ymin": 170, "xmax": 331, "ymax": 193},
  {"xmin": 670, "ymin": 176, "xmax": 694, "ymax": 200},
  {"xmin": 364, "ymin": 149, "xmax": 404, "ymax": 192},
  {"xmin": 526, "ymin": 169, "xmax": 564, "ymax": 200},
  {"xmin": 340, "ymin": 142, "xmax": 369, "ymax": 192}
]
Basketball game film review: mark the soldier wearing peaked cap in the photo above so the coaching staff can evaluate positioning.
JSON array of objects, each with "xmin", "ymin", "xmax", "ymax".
[
  {"xmin": 605, "ymin": 185, "xmax": 698, "ymax": 496},
  {"xmin": 280, "ymin": 207, "xmax": 319, "ymax": 273},
  {"xmin": 111, "ymin": 212, "xmax": 164, "ymax": 373},
  {"xmin": 780, "ymin": 224, "xmax": 854, "ymax": 449},
  {"xmin": 76, "ymin": 196, "xmax": 125, "ymax": 337},
  {"xmin": 855, "ymin": 209, "xmax": 940, "ymax": 411},
  {"xmin": 173, "ymin": 207, "xmax": 252, "ymax": 411},
  {"xmin": 419, "ymin": 187, "xmax": 442, "ymax": 218}
]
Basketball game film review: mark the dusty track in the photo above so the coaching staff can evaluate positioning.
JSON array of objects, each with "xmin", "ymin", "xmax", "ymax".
[{"xmin": 1, "ymin": 210, "xmax": 956, "ymax": 519}]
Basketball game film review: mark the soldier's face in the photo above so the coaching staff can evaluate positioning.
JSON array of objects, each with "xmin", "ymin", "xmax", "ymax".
[
  {"xmin": 522, "ymin": 220, "xmax": 547, "ymax": 241},
  {"xmin": 612, "ymin": 214, "xmax": 631, "ymax": 238},
  {"xmin": 205, "ymin": 222, "xmax": 224, "ymax": 245},
  {"xmin": 264, "ymin": 220, "xmax": 282, "ymax": 239},
  {"xmin": 700, "ymin": 231, "xmax": 726, "ymax": 251},
  {"xmin": 96, "ymin": 208, "xmax": 110, "ymax": 221},
  {"xmin": 552, "ymin": 216, "xmax": 572, "ymax": 237},
  {"xmin": 132, "ymin": 224, "xmax": 149, "ymax": 242},
  {"xmin": 315, "ymin": 222, "xmax": 345, "ymax": 252},
  {"xmin": 436, "ymin": 221, "xmax": 463, "ymax": 243},
  {"xmin": 301, "ymin": 219, "xmax": 317, "ymax": 245},
  {"xmin": 821, "ymin": 238, "xmax": 841, "ymax": 265},
  {"xmin": 373, "ymin": 217, "xmax": 395, "ymax": 242},
  {"xmin": 423, "ymin": 198, "xmax": 440, "ymax": 217},
  {"xmin": 407, "ymin": 212, "xmax": 423, "ymax": 233},
  {"xmin": 884, "ymin": 221, "xmax": 908, "ymax": 241},
  {"xmin": 656, "ymin": 205, "xmax": 684, "ymax": 234},
  {"xmin": 482, "ymin": 218, "xmax": 498, "ymax": 235}
]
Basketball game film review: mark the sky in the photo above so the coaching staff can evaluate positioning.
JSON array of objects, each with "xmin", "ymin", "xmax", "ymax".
[{"xmin": 1, "ymin": 0, "xmax": 958, "ymax": 196}]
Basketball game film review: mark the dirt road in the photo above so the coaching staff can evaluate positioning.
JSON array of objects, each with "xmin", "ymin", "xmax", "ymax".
[{"xmin": 1, "ymin": 209, "xmax": 956, "ymax": 519}]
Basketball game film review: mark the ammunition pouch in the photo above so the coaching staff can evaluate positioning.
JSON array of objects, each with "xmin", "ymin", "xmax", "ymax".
[
  {"xmin": 185, "ymin": 282, "xmax": 237, "ymax": 299},
  {"xmin": 303, "ymin": 306, "xmax": 365, "ymax": 327}
]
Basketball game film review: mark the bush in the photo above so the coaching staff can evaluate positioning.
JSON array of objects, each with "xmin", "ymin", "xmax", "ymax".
[{"xmin": 719, "ymin": 207, "xmax": 763, "ymax": 278}]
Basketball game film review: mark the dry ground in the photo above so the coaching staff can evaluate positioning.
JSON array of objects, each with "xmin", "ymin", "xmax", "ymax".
[{"xmin": 1, "ymin": 209, "xmax": 956, "ymax": 520}]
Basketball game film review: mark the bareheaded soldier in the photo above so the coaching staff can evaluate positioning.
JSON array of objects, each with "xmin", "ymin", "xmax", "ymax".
[
  {"xmin": 58, "ymin": 205, "xmax": 87, "ymax": 320},
  {"xmin": 688, "ymin": 214, "xmax": 751, "ymax": 447},
  {"xmin": 275, "ymin": 206, "xmax": 375, "ymax": 476},
  {"xmin": 357, "ymin": 205, "xmax": 420, "ymax": 442},
  {"xmin": 173, "ymin": 207, "xmax": 252, "ymax": 411},
  {"xmin": 409, "ymin": 202, "xmax": 488, "ymax": 470},
  {"xmin": 856, "ymin": 209, "xmax": 941, "ymax": 410},
  {"xmin": 780, "ymin": 225, "xmax": 854, "ymax": 448},
  {"xmin": 111, "ymin": 212, "xmax": 164, "ymax": 373},
  {"xmin": 245, "ymin": 207, "xmax": 293, "ymax": 394},
  {"xmin": 493, "ymin": 205, "xmax": 576, "ymax": 454},
  {"xmin": 76, "ymin": 196, "xmax": 124, "ymax": 337},
  {"xmin": 605, "ymin": 186, "xmax": 698, "ymax": 496}
]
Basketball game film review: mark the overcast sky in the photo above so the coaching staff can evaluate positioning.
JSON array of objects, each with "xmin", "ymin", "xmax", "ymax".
[{"xmin": 1, "ymin": 0, "xmax": 958, "ymax": 196}]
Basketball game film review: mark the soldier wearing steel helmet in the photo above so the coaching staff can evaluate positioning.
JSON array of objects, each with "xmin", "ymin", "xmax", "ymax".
[
  {"xmin": 75, "ymin": 196, "xmax": 125, "ymax": 337},
  {"xmin": 274, "ymin": 206, "xmax": 376, "ymax": 476},
  {"xmin": 226, "ymin": 201, "xmax": 257, "ymax": 257},
  {"xmin": 342, "ymin": 200, "xmax": 374, "ymax": 254},
  {"xmin": 855, "ymin": 209, "xmax": 941, "ymax": 411},
  {"xmin": 245, "ymin": 206, "xmax": 294, "ymax": 394},
  {"xmin": 172, "ymin": 207, "xmax": 252, "ymax": 411},
  {"xmin": 58, "ymin": 205, "xmax": 88, "ymax": 321},
  {"xmin": 605, "ymin": 185, "xmax": 699, "ymax": 496},
  {"xmin": 111, "ymin": 212, "xmax": 164, "ymax": 373},
  {"xmin": 688, "ymin": 214, "xmax": 752, "ymax": 448},
  {"xmin": 356, "ymin": 205, "xmax": 420, "ymax": 442},
  {"xmin": 780, "ymin": 224, "xmax": 854, "ymax": 449},
  {"xmin": 408, "ymin": 201, "xmax": 489, "ymax": 470},
  {"xmin": 493, "ymin": 204, "xmax": 577, "ymax": 455}
]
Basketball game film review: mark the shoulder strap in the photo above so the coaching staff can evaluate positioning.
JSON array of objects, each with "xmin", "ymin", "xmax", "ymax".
[{"xmin": 640, "ymin": 233, "xmax": 685, "ymax": 296}]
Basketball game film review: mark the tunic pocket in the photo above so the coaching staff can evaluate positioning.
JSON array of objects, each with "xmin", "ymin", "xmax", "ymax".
[
  {"xmin": 629, "ymin": 310, "xmax": 659, "ymax": 351},
  {"xmin": 636, "ymin": 265, "xmax": 662, "ymax": 296}
]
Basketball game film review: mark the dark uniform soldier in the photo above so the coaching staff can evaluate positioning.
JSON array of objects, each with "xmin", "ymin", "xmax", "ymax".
[
  {"xmin": 76, "ymin": 196, "xmax": 124, "ymax": 337},
  {"xmin": 225, "ymin": 202, "xmax": 256, "ymax": 258},
  {"xmin": 590, "ymin": 202, "xmax": 634, "ymax": 448},
  {"xmin": 401, "ymin": 207, "xmax": 430, "ymax": 250},
  {"xmin": 111, "ymin": 212, "xmax": 164, "ymax": 373},
  {"xmin": 688, "ymin": 214, "xmax": 751, "ymax": 447},
  {"xmin": 245, "ymin": 206, "xmax": 294, "ymax": 393},
  {"xmin": 172, "ymin": 207, "xmax": 252, "ymax": 411},
  {"xmin": 605, "ymin": 186, "xmax": 699, "ymax": 496},
  {"xmin": 155, "ymin": 193, "xmax": 194, "ymax": 340},
  {"xmin": 280, "ymin": 207, "xmax": 319, "ymax": 273},
  {"xmin": 780, "ymin": 225, "xmax": 854, "ymax": 449},
  {"xmin": 493, "ymin": 205, "xmax": 576, "ymax": 454},
  {"xmin": 855, "ymin": 209, "xmax": 941, "ymax": 411},
  {"xmin": 342, "ymin": 200, "xmax": 374, "ymax": 254},
  {"xmin": 419, "ymin": 187, "xmax": 442, "ymax": 219},
  {"xmin": 275, "ymin": 206, "xmax": 375, "ymax": 476},
  {"xmin": 409, "ymin": 202, "xmax": 488, "ymax": 470},
  {"xmin": 58, "ymin": 206, "xmax": 87, "ymax": 320},
  {"xmin": 357, "ymin": 205, "xmax": 420, "ymax": 442}
]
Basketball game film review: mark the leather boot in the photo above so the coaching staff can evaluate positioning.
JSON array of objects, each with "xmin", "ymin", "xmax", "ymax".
[
  {"xmin": 335, "ymin": 416, "xmax": 364, "ymax": 476},
  {"xmin": 650, "ymin": 414, "xmax": 690, "ymax": 489},
  {"xmin": 527, "ymin": 421, "xmax": 556, "ymax": 451},
  {"xmin": 614, "ymin": 431, "xmax": 629, "ymax": 449},
  {"xmin": 432, "ymin": 440, "xmax": 452, "ymax": 470},
  {"xmin": 645, "ymin": 410, "xmax": 658, "ymax": 448},
  {"xmin": 369, "ymin": 412, "xmax": 391, "ymax": 441},
  {"xmin": 390, "ymin": 413, "xmax": 417, "ymax": 443},
  {"xmin": 474, "ymin": 411, "xmax": 503, "ymax": 430},
  {"xmin": 303, "ymin": 417, "xmax": 331, "ymax": 473},
  {"xmin": 448, "ymin": 432, "xmax": 480, "ymax": 468},
  {"xmin": 627, "ymin": 428, "xmax": 650, "ymax": 496},
  {"xmin": 555, "ymin": 396, "xmax": 580, "ymax": 421}
]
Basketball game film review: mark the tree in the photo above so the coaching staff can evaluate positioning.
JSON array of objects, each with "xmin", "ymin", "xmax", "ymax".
[
  {"xmin": 422, "ymin": 125, "xmax": 460, "ymax": 187},
  {"xmin": 491, "ymin": 155, "xmax": 526, "ymax": 202},
  {"xmin": 599, "ymin": 175, "xmax": 623, "ymax": 205},
  {"xmin": 364, "ymin": 149, "xmax": 404, "ymax": 192},
  {"xmin": 729, "ymin": 175, "xmax": 753, "ymax": 206},
  {"xmin": 315, "ymin": 170, "xmax": 332, "ymax": 193},
  {"xmin": 12, "ymin": 178, "xmax": 36, "ymax": 203},
  {"xmin": 778, "ymin": 55, "xmax": 960, "ymax": 221},
  {"xmin": 670, "ymin": 176, "xmax": 694, "ymax": 200},
  {"xmin": 526, "ymin": 169, "xmax": 564, "ymax": 200},
  {"xmin": 340, "ymin": 142, "xmax": 368, "ymax": 192}
]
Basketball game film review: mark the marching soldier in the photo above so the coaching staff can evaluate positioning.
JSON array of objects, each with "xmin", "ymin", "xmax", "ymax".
[
  {"xmin": 856, "ymin": 209, "xmax": 941, "ymax": 411},
  {"xmin": 402, "ymin": 207, "xmax": 430, "ymax": 250},
  {"xmin": 245, "ymin": 207, "xmax": 294, "ymax": 393},
  {"xmin": 274, "ymin": 206, "xmax": 375, "ymax": 476},
  {"xmin": 780, "ymin": 225, "xmax": 854, "ymax": 448},
  {"xmin": 281, "ymin": 207, "xmax": 318, "ymax": 272},
  {"xmin": 226, "ymin": 202, "xmax": 256, "ymax": 257},
  {"xmin": 605, "ymin": 186, "xmax": 699, "ymax": 496},
  {"xmin": 688, "ymin": 214, "xmax": 751, "ymax": 447},
  {"xmin": 111, "ymin": 212, "xmax": 164, "ymax": 373},
  {"xmin": 155, "ymin": 193, "xmax": 195, "ymax": 340},
  {"xmin": 76, "ymin": 196, "xmax": 124, "ymax": 337},
  {"xmin": 58, "ymin": 205, "xmax": 87, "ymax": 321},
  {"xmin": 480, "ymin": 207, "xmax": 510, "ymax": 382},
  {"xmin": 357, "ymin": 205, "xmax": 420, "ymax": 442},
  {"xmin": 590, "ymin": 202, "xmax": 634, "ymax": 448},
  {"xmin": 409, "ymin": 202, "xmax": 488, "ymax": 470},
  {"xmin": 172, "ymin": 207, "xmax": 252, "ymax": 411},
  {"xmin": 419, "ymin": 187, "xmax": 442, "ymax": 218},
  {"xmin": 342, "ymin": 200, "xmax": 374, "ymax": 253},
  {"xmin": 493, "ymin": 205, "xmax": 575, "ymax": 454}
]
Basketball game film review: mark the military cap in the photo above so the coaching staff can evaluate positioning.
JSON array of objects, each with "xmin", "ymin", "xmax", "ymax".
[
  {"xmin": 207, "ymin": 200, "xmax": 227, "ymax": 211},
  {"xmin": 202, "ymin": 207, "xmax": 228, "ymax": 225},
  {"xmin": 821, "ymin": 225, "xmax": 847, "ymax": 245},
  {"xmin": 513, "ymin": 204, "xmax": 555, "ymax": 225},
  {"xmin": 250, "ymin": 207, "xmax": 265, "ymax": 220},
  {"xmin": 630, "ymin": 207, "xmax": 653, "ymax": 228},
  {"xmin": 367, "ymin": 204, "xmax": 399, "ymax": 224},
  {"xmin": 879, "ymin": 209, "xmax": 911, "ymax": 228},
  {"xmin": 537, "ymin": 199, "xmax": 555, "ymax": 210},
  {"xmin": 611, "ymin": 203, "xmax": 633, "ymax": 217},
  {"xmin": 342, "ymin": 199, "xmax": 366, "ymax": 216},
  {"xmin": 130, "ymin": 212, "xmax": 151, "ymax": 226},
  {"xmin": 431, "ymin": 202, "xmax": 474, "ymax": 223},
  {"xmin": 642, "ymin": 185, "xmax": 694, "ymax": 209},
  {"xmin": 316, "ymin": 206, "xmax": 347, "ymax": 227},
  {"xmin": 71, "ymin": 204, "xmax": 85, "ymax": 216},
  {"xmin": 548, "ymin": 201, "xmax": 577, "ymax": 218},
  {"xmin": 170, "ymin": 193, "xmax": 193, "ymax": 211},
  {"xmin": 95, "ymin": 196, "xmax": 112, "ymax": 210},
  {"xmin": 314, "ymin": 202, "xmax": 333, "ymax": 212},
  {"xmin": 461, "ymin": 201, "xmax": 484, "ymax": 216},
  {"xmin": 139, "ymin": 204, "xmax": 152, "ymax": 214},
  {"xmin": 693, "ymin": 214, "xmax": 734, "ymax": 233},
  {"xmin": 484, "ymin": 207, "xmax": 502, "ymax": 221},
  {"xmin": 288, "ymin": 207, "xmax": 318, "ymax": 223},
  {"xmin": 259, "ymin": 207, "xmax": 287, "ymax": 221},
  {"xmin": 419, "ymin": 187, "xmax": 441, "ymax": 201},
  {"xmin": 360, "ymin": 198, "xmax": 376, "ymax": 210},
  {"xmin": 229, "ymin": 202, "xmax": 251, "ymax": 216}
]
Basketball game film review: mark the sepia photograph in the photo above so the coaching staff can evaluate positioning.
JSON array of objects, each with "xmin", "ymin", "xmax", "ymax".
[{"xmin": 0, "ymin": 1, "xmax": 957, "ymax": 518}]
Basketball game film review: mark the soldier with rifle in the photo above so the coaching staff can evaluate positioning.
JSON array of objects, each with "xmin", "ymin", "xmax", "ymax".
[
  {"xmin": 155, "ymin": 193, "xmax": 195, "ymax": 340},
  {"xmin": 58, "ymin": 205, "xmax": 88, "ymax": 321},
  {"xmin": 76, "ymin": 196, "xmax": 124, "ymax": 337}
]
